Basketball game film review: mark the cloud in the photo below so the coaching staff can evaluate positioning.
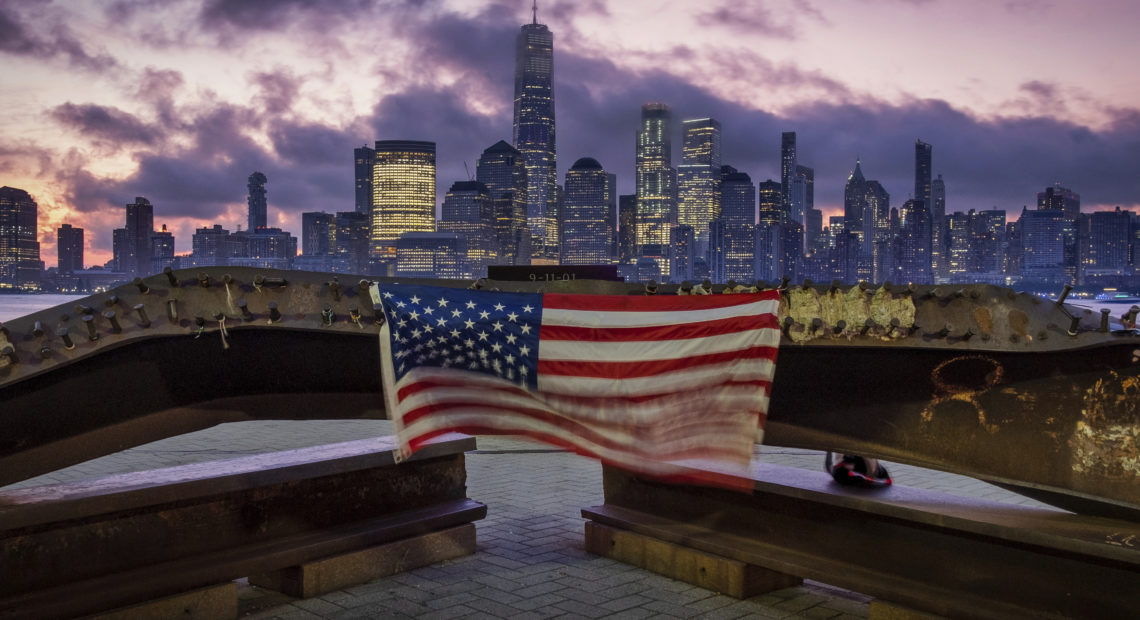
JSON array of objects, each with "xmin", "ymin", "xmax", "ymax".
[
  {"xmin": 48, "ymin": 103, "xmax": 164, "ymax": 146},
  {"xmin": 0, "ymin": 3, "xmax": 117, "ymax": 70}
]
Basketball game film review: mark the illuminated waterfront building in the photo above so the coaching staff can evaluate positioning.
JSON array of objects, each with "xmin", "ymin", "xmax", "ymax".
[
  {"xmin": 370, "ymin": 140, "xmax": 436, "ymax": 269},
  {"xmin": 247, "ymin": 172, "xmax": 268, "ymax": 231},
  {"xmin": 635, "ymin": 103, "xmax": 677, "ymax": 275},
  {"xmin": 0, "ymin": 186, "xmax": 41, "ymax": 290},
  {"xmin": 1038, "ymin": 183, "xmax": 1080, "ymax": 281},
  {"xmin": 476, "ymin": 140, "xmax": 529, "ymax": 265},
  {"xmin": 439, "ymin": 180, "xmax": 494, "ymax": 276},
  {"xmin": 1083, "ymin": 207, "xmax": 1133, "ymax": 284},
  {"xmin": 560, "ymin": 157, "xmax": 613, "ymax": 265},
  {"xmin": 514, "ymin": 3, "xmax": 557, "ymax": 259},
  {"xmin": 396, "ymin": 232, "xmax": 466, "ymax": 279},
  {"xmin": 57, "ymin": 224, "xmax": 84, "ymax": 274},
  {"xmin": 677, "ymin": 118, "xmax": 721, "ymax": 249},
  {"xmin": 931, "ymin": 173, "xmax": 948, "ymax": 281},
  {"xmin": 714, "ymin": 167, "xmax": 756, "ymax": 283},
  {"xmin": 618, "ymin": 194, "xmax": 637, "ymax": 266},
  {"xmin": 1019, "ymin": 207, "xmax": 1066, "ymax": 282},
  {"xmin": 899, "ymin": 198, "xmax": 932, "ymax": 283},
  {"xmin": 191, "ymin": 225, "xmax": 237, "ymax": 267},
  {"xmin": 756, "ymin": 180, "xmax": 783, "ymax": 226}
]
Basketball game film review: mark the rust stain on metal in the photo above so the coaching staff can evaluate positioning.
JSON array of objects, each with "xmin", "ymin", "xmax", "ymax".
[
  {"xmin": 1008, "ymin": 310, "xmax": 1029, "ymax": 337},
  {"xmin": 921, "ymin": 355, "xmax": 1006, "ymax": 434},
  {"xmin": 1071, "ymin": 371, "xmax": 1140, "ymax": 481},
  {"xmin": 973, "ymin": 307, "xmax": 994, "ymax": 335},
  {"xmin": 782, "ymin": 285, "xmax": 914, "ymax": 343}
]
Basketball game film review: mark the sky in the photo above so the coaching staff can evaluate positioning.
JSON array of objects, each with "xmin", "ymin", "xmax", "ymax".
[{"xmin": 2, "ymin": 0, "xmax": 1139, "ymax": 269}]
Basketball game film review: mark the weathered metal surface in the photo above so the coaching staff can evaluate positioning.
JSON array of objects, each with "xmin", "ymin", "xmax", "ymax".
[
  {"xmin": 1, "ymin": 268, "xmax": 1138, "ymax": 518},
  {"xmin": 0, "ymin": 433, "xmax": 485, "ymax": 619},
  {"xmin": 586, "ymin": 463, "xmax": 1140, "ymax": 619}
]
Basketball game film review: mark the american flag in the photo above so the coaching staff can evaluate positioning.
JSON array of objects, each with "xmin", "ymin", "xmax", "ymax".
[{"xmin": 376, "ymin": 283, "xmax": 781, "ymax": 488}]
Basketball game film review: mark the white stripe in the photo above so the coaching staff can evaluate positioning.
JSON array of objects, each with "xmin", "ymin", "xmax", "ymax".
[
  {"xmin": 539, "ymin": 326, "xmax": 780, "ymax": 362},
  {"xmin": 537, "ymin": 358, "xmax": 776, "ymax": 397},
  {"xmin": 400, "ymin": 409, "xmax": 755, "ymax": 459},
  {"xmin": 395, "ymin": 375, "xmax": 766, "ymax": 427},
  {"xmin": 542, "ymin": 299, "xmax": 778, "ymax": 328}
]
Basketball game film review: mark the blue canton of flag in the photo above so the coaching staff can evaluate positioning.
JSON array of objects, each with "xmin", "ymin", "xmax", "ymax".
[{"xmin": 382, "ymin": 284, "xmax": 542, "ymax": 390}]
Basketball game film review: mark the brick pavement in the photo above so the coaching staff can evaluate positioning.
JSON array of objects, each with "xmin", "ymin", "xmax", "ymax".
[{"xmin": 4, "ymin": 420, "xmax": 1054, "ymax": 619}]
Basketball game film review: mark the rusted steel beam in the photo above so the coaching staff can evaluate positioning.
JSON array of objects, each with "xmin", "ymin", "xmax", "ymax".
[
  {"xmin": 0, "ymin": 434, "xmax": 485, "ymax": 620},
  {"xmin": 585, "ymin": 463, "xmax": 1140, "ymax": 619},
  {"xmin": 1, "ymin": 268, "xmax": 1138, "ymax": 518}
]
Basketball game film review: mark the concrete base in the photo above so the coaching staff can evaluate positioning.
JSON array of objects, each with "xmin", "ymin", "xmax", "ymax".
[
  {"xmin": 250, "ymin": 524, "xmax": 477, "ymax": 599},
  {"xmin": 90, "ymin": 582, "xmax": 237, "ymax": 620},
  {"xmin": 585, "ymin": 521, "xmax": 801, "ymax": 598}
]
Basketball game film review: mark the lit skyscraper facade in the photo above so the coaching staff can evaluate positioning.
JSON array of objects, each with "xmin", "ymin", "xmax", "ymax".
[
  {"xmin": 914, "ymin": 140, "xmax": 932, "ymax": 210},
  {"xmin": 717, "ymin": 167, "xmax": 756, "ymax": 283},
  {"xmin": 561, "ymin": 157, "xmax": 613, "ymax": 265},
  {"xmin": 439, "ymin": 180, "xmax": 494, "ymax": 275},
  {"xmin": 677, "ymin": 118, "xmax": 721, "ymax": 248},
  {"xmin": 930, "ymin": 173, "xmax": 947, "ymax": 281},
  {"xmin": 1038, "ymin": 183, "xmax": 1080, "ymax": 281},
  {"xmin": 476, "ymin": 140, "xmax": 528, "ymax": 265},
  {"xmin": 354, "ymin": 145, "xmax": 376, "ymax": 216},
  {"xmin": 150, "ymin": 225, "xmax": 175, "ymax": 274},
  {"xmin": 370, "ymin": 140, "xmax": 436, "ymax": 266},
  {"xmin": 0, "ymin": 186, "xmax": 41, "ymax": 290},
  {"xmin": 756, "ymin": 180, "xmax": 783, "ymax": 226},
  {"xmin": 618, "ymin": 194, "xmax": 637, "ymax": 265},
  {"xmin": 635, "ymin": 103, "xmax": 677, "ymax": 274},
  {"xmin": 1084, "ymin": 207, "xmax": 1132, "ymax": 282},
  {"xmin": 333, "ymin": 211, "xmax": 370, "ymax": 273},
  {"xmin": 513, "ymin": 4, "xmax": 557, "ymax": 259},
  {"xmin": 780, "ymin": 131, "xmax": 796, "ymax": 209},
  {"xmin": 247, "ymin": 171, "xmax": 268, "ymax": 231},
  {"xmin": 899, "ymin": 198, "xmax": 932, "ymax": 283},
  {"xmin": 57, "ymin": 223, "xmax": 84, "ymax": 274}
]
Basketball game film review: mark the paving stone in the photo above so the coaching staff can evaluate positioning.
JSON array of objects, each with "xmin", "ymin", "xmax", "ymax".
[{"xmin": 10, "ymin": 420, "xmax": 1053, "ymax": 620}]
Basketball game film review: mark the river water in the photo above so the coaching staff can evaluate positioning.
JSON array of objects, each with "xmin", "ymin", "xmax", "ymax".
[{"xmin": 0, "ymin": 294, "xmax": 85, "ymax": 322}]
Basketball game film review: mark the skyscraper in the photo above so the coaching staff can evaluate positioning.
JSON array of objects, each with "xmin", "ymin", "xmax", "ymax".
[
  {"xmin": 150, "ymin": 224, "xmax": 175, "ymax": 274},
  {"xmin": 1037, "ymin": 183, "xmax": 1080, "ymax": 281},
  {"xmin": 354, "ymin": 145, "xmax": 376, "ymax": 216},
  {"xmin": 914, "ymin": 140, "xmax": 932, "ymax": 211},
  {"xmin": 125, "ymin": 197, "xmax": 154, "ymax": 277},
  {"xmin": 561, "ymin": 157, "xmax": 613, "ymax": 265},
  {"xmin": 930, "ymin": 173, "xmax": 947, "ymax": 281},
  {"xmin": 513, "ymin": 2, "xmax": 557, "ymax": 259},
  {"xmin": 0, "ymin": 186, "xmax": 41, "ymax": 290},
  {"xmin": 756, "ymin": 180, "xmax": 783, "ymax": 226},
  {"xmin": 780, "ymin": 131, "xmax": 796, "ymax": 209},
  {"xmin": 247, "ymin": 172, "xmax": 268, "ymax": 231},
  {"xmin": 618, "ymin": 194, "xmax": 637, "ymax": 265},
  {"xmin": 677, "ymin": 118, "xmax": 721, "ymax": 248},
  {"xmin": 370, "ymin": 140, "xmax": 436, "ymax": 269},
  {"xmin": 301, "ymin": 212, "xmax": 335, "ymax": 256},
  {"xmin": 899, "ymin": 198, "xmax": 932, "ymax": 283},
  {"xmin": 439, "ymin": 180, "xmax": 494, "ymax": 276},
  {"xmin": 717, "ymin": 166, "xmax": 756, "ymax": 283},
  {"xmin": 635, "ymin": 103, "xmax": 677, "ymax": 274},
  {"xmin": 57, "ymin": 224, "xmax": 84, "ymax": 274},
  {"xmin": 476, "ymin": 140, "xmax": 528, "ymax": 265},
  {"xmin": 333, "ymin": 211, "xmax": 370, "ymax": 274}
]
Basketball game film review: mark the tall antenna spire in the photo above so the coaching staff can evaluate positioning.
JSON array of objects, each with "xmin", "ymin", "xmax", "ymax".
[{"xmin": 532, "ymin": 0, "xmax": 537, "ymax": 24}]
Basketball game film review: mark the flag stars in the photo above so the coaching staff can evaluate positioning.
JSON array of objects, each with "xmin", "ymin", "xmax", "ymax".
[
  {"xmin": 409, "ymin": 310, "xmax": 419, "ymax": 321},
  {"xmin": 523, "ymin": 304, "xmax": 533, "ymax": 313},
  {"xmin": 465, "ymin": 301, "xmax": 476, "ymax": 310},
  {"xmin": 519, "ymin": 345, "xmax": 531, "ymax": 357},
  {"xmin": 492, "ymin": 321, "xmax": 503, "ymax": 332},
  {"xmin": 506, "ymin": 333, "xmax": 517, "ymax": 344},
  {"xmin": 479, "ymin": 310, "xmax": 490, "ymax": 319},
  {"xmin": 436, "ymin": 317, "xmax": 447, "ymax": 327},
  {"xmin": 437, "ymin": 298, "xmax": 449, "ymax": 307},
  {"xmin": 410, "ymin": 295, "xmax": 421, "ymax": 305},
  {"xmin": 492, "ymin": 343, "xmax": 502, "ymax": 353},
  {"xmin": 464, "ymin": 319, "xmax": 475, "ymax": 329},
  {"xmin": 451, "ymin": 309, "xmax": 461, "ymax": 318},
  {"xmin": 507, "ymin": 312, "xmax": 518, "ymax": 322},
  {"xmin": 494, "ymin": 303, "xmax": 505, "ymax": 311},
  {"xmin": 478, "ymin": 331, "xmax": 489, "ymax": 342},
  {"xmin": 383, "ymin": 292, "xmax": 393, "ymax": 299},
  {"xmin": 520, "ymin": 324, "xmax": 532, "ymax": 335}
]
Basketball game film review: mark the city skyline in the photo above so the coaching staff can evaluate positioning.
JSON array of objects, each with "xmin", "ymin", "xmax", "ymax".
[{"xmin": 2, "ymin": 0, "xmax": 1140, "ymax": 268}]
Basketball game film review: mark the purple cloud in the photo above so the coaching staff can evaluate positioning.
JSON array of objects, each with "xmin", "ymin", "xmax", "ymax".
[
  {"xmin": 0, "ymin": 3, "xmax": 117, "ymax": 70},
  {"xmin": 49, "ymin": 103, "xmax": 163, "ymax": 146}
]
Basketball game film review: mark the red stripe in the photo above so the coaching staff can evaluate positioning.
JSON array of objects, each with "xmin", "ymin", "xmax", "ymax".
[
  {"xmin": 542, "ymin": 290, "xmax": 779, "ymax": 312},
  {"xmin": 406, "ymin": 428, "xmax": 755, "ymax": 492},
  {"xmin": 400, "ymin": 396, "xmax": 759, "ymax": 440},
  {"xmin": 540, "ymin": 314, "xmax": 779, "ymax": 342},
  {"xmin": 537, "ymin": 344, "xmax": 778, "ymax": 379},
  {"xmin": 400, "ymin": 377, "xmax": 771, "ymax": 405}
]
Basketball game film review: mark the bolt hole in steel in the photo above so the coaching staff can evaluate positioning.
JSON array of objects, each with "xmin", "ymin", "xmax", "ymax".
[{"xmin": 931, "ymin": 355, "xmax": 1004, "ymax": 395}]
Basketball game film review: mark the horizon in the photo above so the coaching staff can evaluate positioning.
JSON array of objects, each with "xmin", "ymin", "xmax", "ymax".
[{"xmin": 2, "ymin": 0, "xmax": 1139, "ymax": 269}]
